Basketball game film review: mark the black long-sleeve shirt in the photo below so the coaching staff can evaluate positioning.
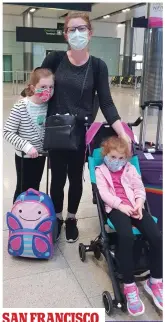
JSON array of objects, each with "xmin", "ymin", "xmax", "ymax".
[{"xmin": 41, "ymin": 51, "xmax": 120, "ymax": 125}]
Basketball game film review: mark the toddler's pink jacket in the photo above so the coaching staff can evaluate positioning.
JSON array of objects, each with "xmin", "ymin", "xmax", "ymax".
[{"xmin": 95, "ymin": 162, "xmax": 146, "ymax": 213}]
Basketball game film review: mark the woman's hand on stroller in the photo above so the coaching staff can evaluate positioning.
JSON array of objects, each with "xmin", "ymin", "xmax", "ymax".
[
  {"xmin": 118, "ymin": 203, "xmax": 134, "ymax": 217},
  {"xmin": 119, "ymin": 131, "xmax": 131, "ymax": 145},
  {"xmin": 119, "ymin": 132, "xmax": 132, "ymax": 153}
]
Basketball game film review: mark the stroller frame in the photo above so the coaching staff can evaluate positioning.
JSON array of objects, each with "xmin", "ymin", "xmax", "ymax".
[{"xmin": 79, "ymin": 121, "xmax": 156, "ymax": 315}]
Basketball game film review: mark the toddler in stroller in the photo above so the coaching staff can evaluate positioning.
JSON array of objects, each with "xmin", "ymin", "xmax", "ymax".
[{"xmin": 79, "ymin": 123, "xmax": 162, "ymax": 317}]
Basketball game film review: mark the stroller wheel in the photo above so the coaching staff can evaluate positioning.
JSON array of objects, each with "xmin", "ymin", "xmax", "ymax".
[
  {"xmin": 121, "ymin": 300, "xmax": 127, "ymax": 312},
  {"xmin": 94, "ymin": 245, "xmax": 101, "ymax": 260},
  {"xmin": 102, "ymin": 291, "xmax": 114, "ymax": 315},
  {"xmin": 79, "ymin": 243, "xmax": 86, "ymax": 262}
]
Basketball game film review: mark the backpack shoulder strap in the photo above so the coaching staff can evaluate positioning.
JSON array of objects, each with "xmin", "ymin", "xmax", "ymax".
[
  {"xmin": 41, "ymin": 50, "xmax": 66, "ymax": 74},
  {"xmin": 54, "ymin": 51, "xmax": 66, "ymax": 70},
  {"xmin": 50, "ymin": 50, "xmax": 66, "ymax": 73}
]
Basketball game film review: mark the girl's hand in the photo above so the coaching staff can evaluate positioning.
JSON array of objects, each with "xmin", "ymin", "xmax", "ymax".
[
  {"xmin": 27, "ymin": 147, "xmax": 38, "ymax": 158},
  {"xmin": 132, "ymin": 204, "xmax": 143, "ymax": 220},
  {"xmin": 118, "ymin": 204, "xmax": 134, "ymax": 217}
]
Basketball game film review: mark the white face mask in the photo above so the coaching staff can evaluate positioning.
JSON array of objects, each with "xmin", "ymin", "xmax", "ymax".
[{"xmin": 68, "ymin": 29, "xmax": 89, "ymax": 51}]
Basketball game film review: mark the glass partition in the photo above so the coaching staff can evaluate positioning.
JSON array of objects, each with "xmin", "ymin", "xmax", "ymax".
[{"xmin": 89, "ymin": 36, "xmax": 120, "ymax": 76}]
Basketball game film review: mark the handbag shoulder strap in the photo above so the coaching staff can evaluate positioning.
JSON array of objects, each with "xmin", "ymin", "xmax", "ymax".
[
  {"xmin": 79, "ymin": 56, "xmax": 91, "ymax": 100},
  {"xmin": 68, "ymin": 57, "xmax": 91, "ymax": 116}
]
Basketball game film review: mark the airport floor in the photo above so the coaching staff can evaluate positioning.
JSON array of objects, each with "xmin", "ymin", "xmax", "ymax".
[{"xmin": 3, "ymin": 84, "xmax": 162, "ymax": 320}]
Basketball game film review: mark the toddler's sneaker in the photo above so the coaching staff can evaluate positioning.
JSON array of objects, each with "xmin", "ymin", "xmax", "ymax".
[
  {"xmin": 124, "ymin": 283, "xmax": 145, "ymax": 316},
  {"xmin": 144, "ymin": 279, "xmax": 163, "ymax": 311}
]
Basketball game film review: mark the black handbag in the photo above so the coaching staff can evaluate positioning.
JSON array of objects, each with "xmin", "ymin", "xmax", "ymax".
[{"xmin": 43, "ymin": 57, "xmax": 91, "ymax": 151}]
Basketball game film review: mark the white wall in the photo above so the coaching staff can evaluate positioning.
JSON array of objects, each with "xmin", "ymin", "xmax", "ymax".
[
  {"xmin": 116, "ymin": 24, "xmax": 144, "ymax": 57},
  {"xmin": 3, "ymin": 14, "xmax": 121, "ymax": 72},
  {"xmin": 33, "ymin": 17, "xmax": 58, "ymax": 28},
  {"xmin": 131, "ymin": 5, "xmax": 147, "ymax": 56},
  {"xmin": 92, "ymin": 21, "xmax": 117, "ymax": 38},
  {"xmin": 3, "ymin": 14, "xmax": 23, "ymax": 31},
  {"xmin": 3, "ymin": 13, "xmax": 144, "ymax": 72},
  {"xmin": 3, "ymin": 31, "xmax": 24, "ymax": 71},
  {"xmin": 116, "ymin": 24, "xmax": 125, "ymax": 55},
  {"xmin": 3, "ymin": 14, "xmax": 118, "ymax": 37},
  {"xmin": 133, "ymin": 28, "xmax": 144, "ymax": 56},
  {"xmin": 132, "ymin": 5, "xmax": 147, "ymax": 18}
]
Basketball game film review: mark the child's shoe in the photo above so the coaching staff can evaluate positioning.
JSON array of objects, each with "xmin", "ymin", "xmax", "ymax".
[
  {"xmin": 124, "ymin": 283, "xmax": 145, "ymax": 316},
  {"xmin": 144, "ymin": 279, "xmax": 163, "ymax": 311}
]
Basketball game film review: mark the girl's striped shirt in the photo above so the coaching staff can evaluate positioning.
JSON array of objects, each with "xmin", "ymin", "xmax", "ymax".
[{"xmin": 3, "ymin": 97, "xmax": 48, "ymax": 157}]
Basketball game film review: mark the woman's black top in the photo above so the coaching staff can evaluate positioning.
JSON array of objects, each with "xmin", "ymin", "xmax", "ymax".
[{"xmin": 41, "ymin": 51, "xmax": 120, "ymax": 125}]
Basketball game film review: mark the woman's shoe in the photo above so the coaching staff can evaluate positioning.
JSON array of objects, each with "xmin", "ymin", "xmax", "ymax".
[
  {"xmin": 56, "ymin": 218, "xmax": 64, "ymax": 241},
  {"xmin": 65, "ymin": 218, "xmax": 79, "ymax": 243}
]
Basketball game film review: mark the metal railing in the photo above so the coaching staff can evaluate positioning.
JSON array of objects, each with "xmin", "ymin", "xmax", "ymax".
[{"xmin": 3, "ymin": 71, "xmax": 31, "ymax": 95}]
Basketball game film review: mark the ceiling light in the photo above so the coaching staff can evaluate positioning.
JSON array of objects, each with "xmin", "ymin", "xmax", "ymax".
[
  {"xmin": 103, "ymin": 15, "xmax": 110, "ymax": 19},
  {"xmin": 29, "ymin": 8, "xmax": 36, "ymax": 13},
  {"xmin": 47, "ymin": 8, "xmax": 64, "ymax": 11},
  {"xmin": 117, "ymin": 24, "xmax": 123, "ymax": 27},
  {"xmin": 122, "ymin": 8, "xmax": 130, "ymax": 13}
]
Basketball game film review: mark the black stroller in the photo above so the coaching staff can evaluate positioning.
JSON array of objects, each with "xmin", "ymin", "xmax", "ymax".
[{"xmin": 78, "ymin": 120, "xmax": 158, "ymax": 316}]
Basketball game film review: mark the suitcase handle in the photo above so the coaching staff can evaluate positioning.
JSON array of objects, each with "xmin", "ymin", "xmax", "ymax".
[
  {"xmin": 142, "ymin": 101, "xmax": 163, "ymax": 110},
  {"xmin": 22, "ymin": 151, "xmax": 48, "ymax": 157},
  {"xmin": 21, "ymin": 152, "xmax": 49, "ymax": 195},
  {"xmin": 139, "ymin": 101, "xmax": 163, "ymax": 151},
  {"xmin": 38, "ymin": 151, "xmax": 48, "ymax": 157},
  {"xmin": 144, "ymin": 100, "xmax": 162, "ymax": 105}
]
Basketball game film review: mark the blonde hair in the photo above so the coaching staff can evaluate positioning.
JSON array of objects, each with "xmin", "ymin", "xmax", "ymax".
[
  {"xmin": 64, "ymin": 11, "xmax": 92, "ymax": 33},
  {"xmin": 102, "ymin": 136, "xmax": 131, "ymax": 158},
  {"xmin": 25, "ymin": 68, "xmax": 54, "ymax": 96}
]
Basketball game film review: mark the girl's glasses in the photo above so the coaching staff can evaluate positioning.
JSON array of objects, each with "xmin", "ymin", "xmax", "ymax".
[{"xmin": 67, "ymin": 25, "xmax": 89, "ymax": 33}]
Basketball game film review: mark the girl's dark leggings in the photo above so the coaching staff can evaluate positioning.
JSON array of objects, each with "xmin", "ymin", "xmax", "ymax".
[
  {"xmin": 108, "ymin": 209, "xmax": 162, "ymax": 283},
  {"xmin": 13, "ymin": 154, "xmax": 45, "ymax": 202}
]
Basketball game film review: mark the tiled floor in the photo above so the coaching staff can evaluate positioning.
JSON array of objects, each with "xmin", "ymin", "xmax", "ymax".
[{"xmin": 3, "ymin": 85, "xmax": 162, "ymax": 320}]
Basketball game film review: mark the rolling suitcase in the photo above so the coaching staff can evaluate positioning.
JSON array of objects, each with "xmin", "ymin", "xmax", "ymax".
[
  {"xmin": 137, "ymin": 101, "xmax": 163, "ymax": 231},
  {"xmin": 6, "ymin": 152, "xmax": 57, "ymax": 259}
]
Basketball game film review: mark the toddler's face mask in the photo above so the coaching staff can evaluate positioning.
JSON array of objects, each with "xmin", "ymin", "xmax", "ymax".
[
  {"xmin": 35, "ymin": 88, "xmax": 54, "ymax": 102},
  {"xmin": 104, "ymin": 156, "xmax": 127, "ymax": 172}
]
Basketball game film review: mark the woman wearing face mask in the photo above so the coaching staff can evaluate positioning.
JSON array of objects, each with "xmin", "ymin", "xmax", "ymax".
[
  {"xmin": 41, "ymin": 12, "xmax": 130, "ymax": 243},
  {"xmin": 3, "ymin": 68, "xmax": 54, "ymax": 202}
]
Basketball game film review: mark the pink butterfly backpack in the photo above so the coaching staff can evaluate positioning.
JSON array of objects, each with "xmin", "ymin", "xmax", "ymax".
[{"xmin": 6, "ymin": 189, "xmax": 56, "ymax": 259}]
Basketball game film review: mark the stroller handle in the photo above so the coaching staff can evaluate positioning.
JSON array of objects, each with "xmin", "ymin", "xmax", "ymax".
[{"xmin": 96, "ymin": 117, "xmax": 143, "ymax": 129}]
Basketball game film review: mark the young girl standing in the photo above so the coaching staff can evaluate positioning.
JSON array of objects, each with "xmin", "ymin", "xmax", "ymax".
[
  {"xmin": 96, "ymin": 136, "xmax": 163, "ymax": 317},
  {"xmin": 4, "ymin": 68, "xmax": 54, "ymax": 202}
]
